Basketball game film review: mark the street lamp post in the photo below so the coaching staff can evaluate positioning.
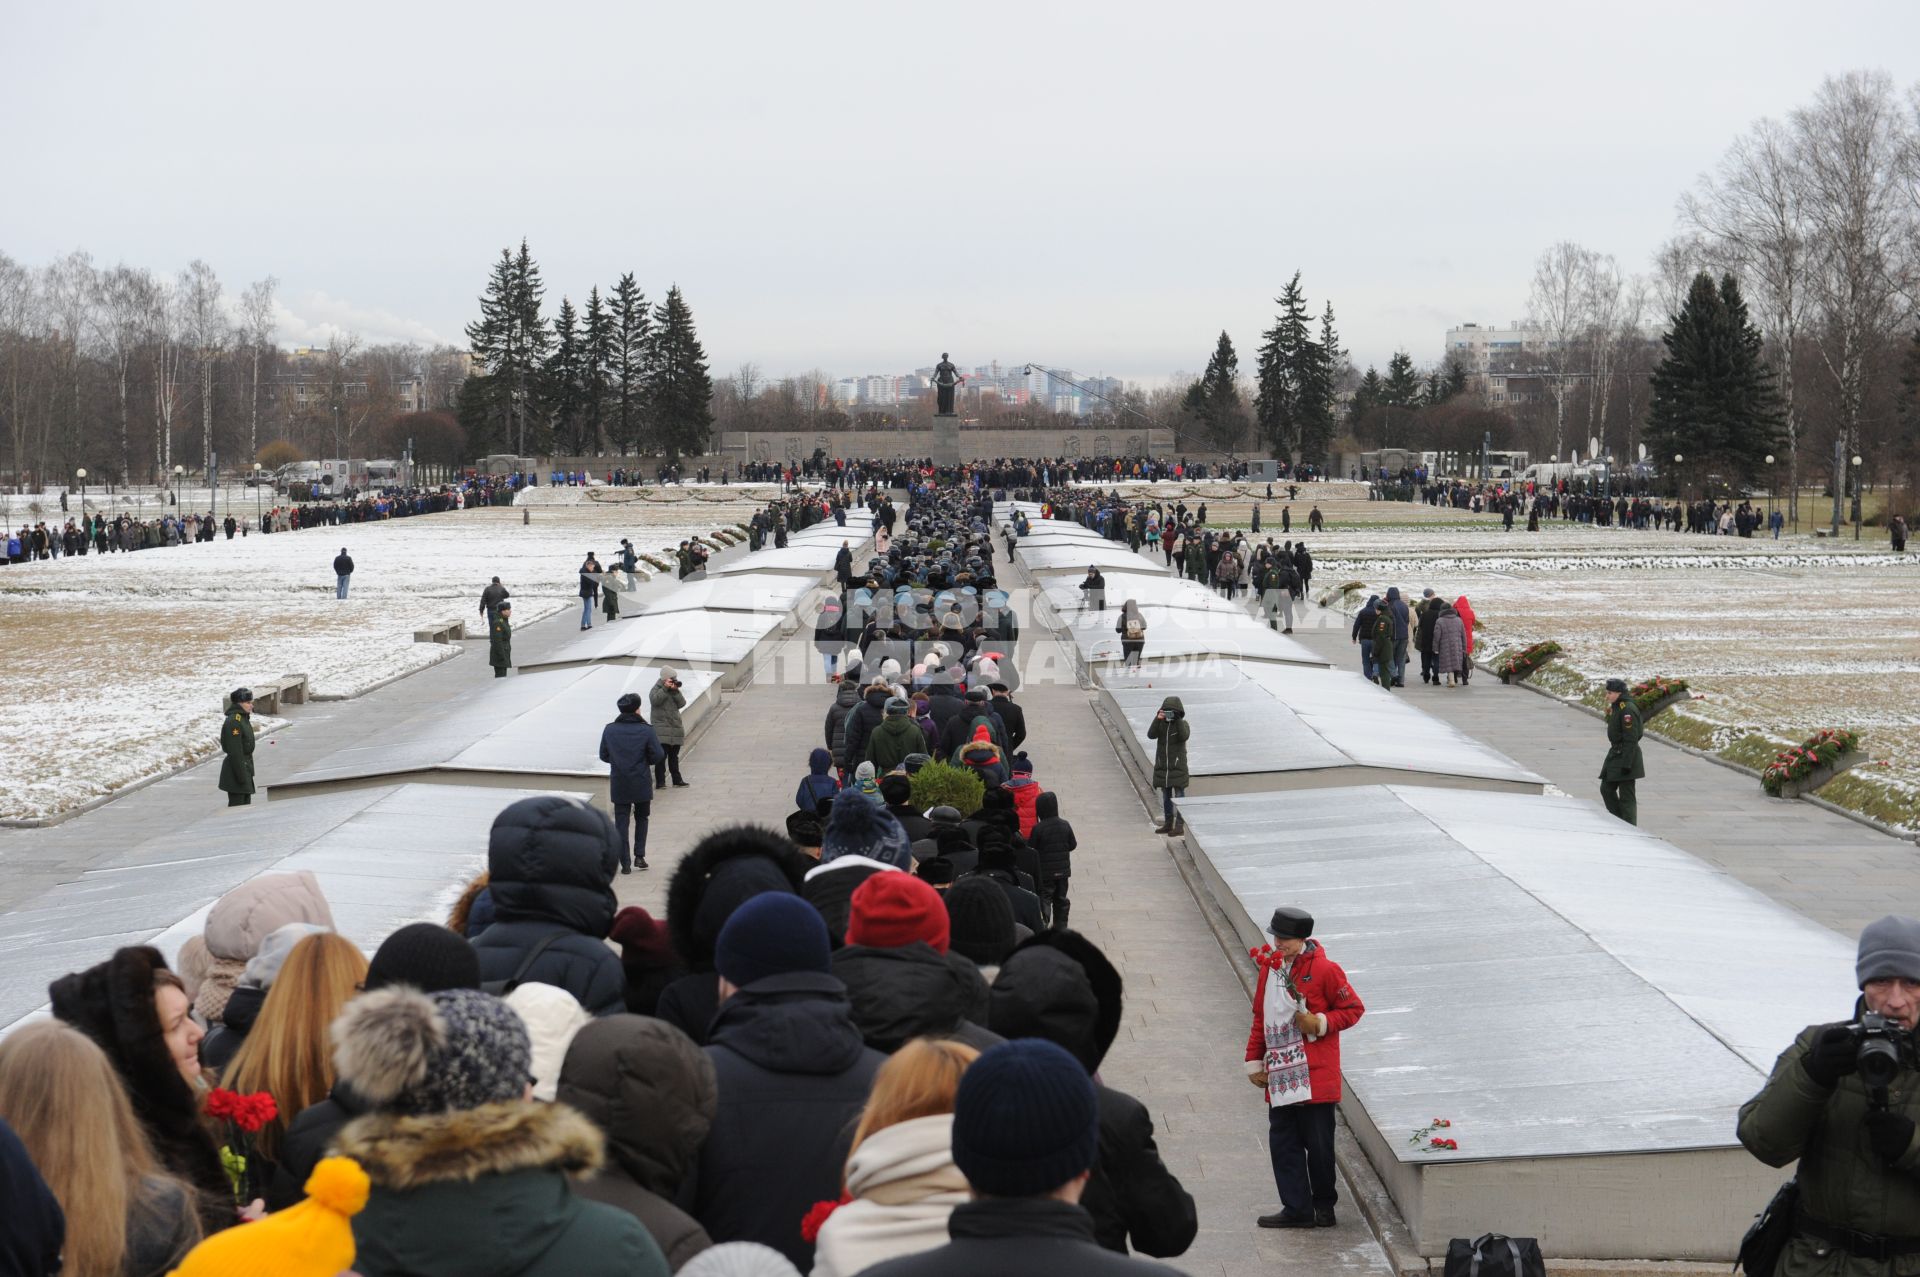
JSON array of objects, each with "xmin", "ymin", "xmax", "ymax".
[
  {"xmin": 75, "ymin": 468, "xmax": 86, "ymax": 524},
  {"xmin": 253, "ymin": 463, "xmax": 263, "ymax": 527},
  {"xmin": 1765, "ymin": 455, "xmax": 1776, "ymax": 521},
  {"xmin": 1673, "ymin": 454, "xmax": 1684, "ymax": 502},
  {"xmin": 173, "ymin": 464, "xmax": 184, "ymax": 516},
  {"xmin": 1852, "ymin": 454, "xmax": 1863, "ymax": 540}
]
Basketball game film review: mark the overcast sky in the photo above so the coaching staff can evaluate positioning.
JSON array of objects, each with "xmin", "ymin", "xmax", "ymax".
[{"xmin": 4, "ymin": 1, "xmax": 1918, "ymax": 385}]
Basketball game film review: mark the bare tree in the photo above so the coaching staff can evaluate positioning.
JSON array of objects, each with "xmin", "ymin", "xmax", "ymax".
[
  {"xmin": 1582, "ymin": 253, "xmax": 1623, "ymax": 456},
  {"xmin": 1526, "ymin": 241, "xmax": 1599, "ymax": 459},
  {"xmin": 150, "ymin": 277, "xmax": 187, "ymax": 479},
  {"xmin": 1651, "ymin": 235, "xmax": 1708, "ymax": 321},
  {"xmin": 1684, "ymin": 116, "xmax": 1815, "ymax": 520},
  {"xmin": 238, "ymin": 276, "xmax": 278, "ymax": 463},
  {"xmin": 0, "ymin": 253, "xmax": 43, "ymax": 493},
  {"xmin": 96, "ymin": 265, "xmax": 160, "ymax": 483},
  {"xmin": 41, "ymin": 251, "xmax": 97, "ymax": 481},
  {"xmin": 1792, "ymin": 71, "xmax": 1915, "ymax": 528},
  {"xmin": 178, "ymin": 260, "xmax": 227, "ymax": 477}
]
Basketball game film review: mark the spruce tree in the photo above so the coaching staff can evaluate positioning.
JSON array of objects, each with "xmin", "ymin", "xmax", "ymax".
[
  {"xmin": 510, "ymin": 240, "xmax": 551, "ymax": 455},
  {"xmin": 1300, "ymin": 302, "xmax": 1342, "ymax": 464},
  {"xmin": 1381, "ymin": 351, "xmax": 1422, "ymax": 407},
  {"xmin": 1353, "ymin": 366, "xmax": 1383, "ymax": 416},
  {"xmin": 1195, "ymin": 331, "xmax": 1247, "ymax": 451},
  {"xmin": 464, "ymin": 250, "xmax": 521, "ymax": 452},
  {"xmin": 1254, "ymin": 274, "xmax": 1312, "ymax": 458},
  {"xmin": 544, "ymin": 297, "xmax": 584, "ymax": 454},
  {"xmin": 1442, "ymin": 356, "xmax": 1470, "ymax": 402},
  {"xmin": 580, "ymin": 286, "xmax": 614, "ymax": 454},
  {"xmin": 1648, "ymin": 272, "xmax": 1783, "ymax": 484},
  {"xmin": 647, "ymin": 285, "xmax": 715, "ymax": 459},
  {"xmin": 609, "ymin": 273, "xmax": 650, "ymax": 453}
]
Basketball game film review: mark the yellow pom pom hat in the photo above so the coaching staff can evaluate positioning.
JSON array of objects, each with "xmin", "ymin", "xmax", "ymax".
[{"xmin": 168, "ymin": 1157, "xmax": 369, "ymax": 1277}]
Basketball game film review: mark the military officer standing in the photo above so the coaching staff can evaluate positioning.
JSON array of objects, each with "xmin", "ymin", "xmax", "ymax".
[
  {"xmin": 1599, "ymin": 676, "xmax": 1645, "ymax": 824},
  {"xmin": 489, "ymin": 601, "xmax": 513, "ymax": 678},
  {"xmin": 219, "ymin": 688, "xmax": 256, "ymax": 807}
]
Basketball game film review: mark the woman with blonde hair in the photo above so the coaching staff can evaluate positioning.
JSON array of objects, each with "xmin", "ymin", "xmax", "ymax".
[
  {"xmin": 0, "ymin": 1021, "xmax": 201, "ymax": 1276},
  {"xmin": 810, "ymin": 1037, "xmax": 978, "ymax": 1277},
  {"xmin": 221, "ymin": 932, "xmax": 368, "ymax": 1178}
]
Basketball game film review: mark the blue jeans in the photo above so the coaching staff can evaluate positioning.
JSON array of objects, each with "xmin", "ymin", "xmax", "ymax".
[
  {"xmin": 1358, "ymin": 639, "xmax": 1374, "ymax": 681},
  {"xmin": 612, "ymin": 799, "xmax": 651, "ymax": 869},
  {"xmin": 1161, "ymin": 786, "xmax": 1185, "ymax": 823},
  {"xmin": 336, "ymin": 574, "xmax": 350, "ymax": 599},
  {"xmin": 823, "ymin": 652, "xmax": 837, "ymax": 678},
  {"xmin": 581, "ymin": 597, "xmax": 594, "ymax": 627},
  {"xmin": 1269, "ymin": 1102, "xmax": 1337, "ymax": 1216}
]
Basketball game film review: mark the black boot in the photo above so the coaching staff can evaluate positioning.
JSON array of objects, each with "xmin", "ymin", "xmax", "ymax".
[{"xmin": 1257, "ymin": 1210, "xmax": 1317, "ymax": 1229}]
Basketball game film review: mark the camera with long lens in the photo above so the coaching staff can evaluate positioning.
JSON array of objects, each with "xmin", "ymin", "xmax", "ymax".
[{"xmin": 1851, "ymin": 1012, "xmax": 1906, "ymax": 1094}]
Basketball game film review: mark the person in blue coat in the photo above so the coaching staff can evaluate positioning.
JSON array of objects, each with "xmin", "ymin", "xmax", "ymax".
[{"xmin": 600, "ymin": 693, "xmax": 667, "ymax": 872}]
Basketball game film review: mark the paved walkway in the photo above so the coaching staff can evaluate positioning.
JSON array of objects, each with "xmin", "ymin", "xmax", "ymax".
[{"xmin": 1110, "ymin": 535, "xmax": 1920, "ymax": 937}]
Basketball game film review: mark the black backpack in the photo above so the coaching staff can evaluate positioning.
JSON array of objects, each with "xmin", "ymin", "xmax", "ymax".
[
  {"xmin": 480, "ymin": 932, "xmax": 563, "ymax": 997},
  {"xmin": 1442, "ymin": 1234, "xmax": 1545, "ymax": 1277}
]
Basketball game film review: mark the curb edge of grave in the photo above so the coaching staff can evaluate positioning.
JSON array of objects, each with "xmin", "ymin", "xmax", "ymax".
[
  {"xmin": 0, "ymin": 722, "xmax": 293, "ymax": 829},
  {"xmin": 1082, "ymin": 693, "xmax": 1429, "ymax": 1274},
  {"xmin": 1483, "ymin": 656, "xmax": 1919, "ymax": 845},
  {"xmin": 307, "ymin": 643, "xmax": 462, "ymax": 701}
]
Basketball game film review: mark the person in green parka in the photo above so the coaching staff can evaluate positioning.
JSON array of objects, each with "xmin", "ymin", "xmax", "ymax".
[
  {"xmin": 332, "ymin": 985, "xmax": 670, "ymax": 1277},
  {"xmin": 602, "ymin": 569, "xmax": 621, "ymax": 622},
  {"xmin": 1371, "ymin": 603, "xmax": 1396, "ymax": 692},
  {"xmin": 1184, "ymin": 534, "xmax": 1206, "ymax": 583},
  {"xmin": 1736, "ymin": 915, "xmax": 1920, "ymax": 1277},
  {"xmin": 489, "ymin": 602, "xmax": 513, "ymax": 678},
  {"xmin": 1599, "ymin": 677, "xmax": 1645, "ymax": 824},
  {"xmin": 219, "ymin": 688, "xmax": 256, "ymax": 806},
  {"xmin": 1148, "ymin": 695, "xmax": 1190, "ymax": 835}
]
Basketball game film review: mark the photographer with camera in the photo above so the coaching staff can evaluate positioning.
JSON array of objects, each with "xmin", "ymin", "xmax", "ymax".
[{"xmin": 1737, "ymin": 914, "xmax": 1920, "ymax": 1272}]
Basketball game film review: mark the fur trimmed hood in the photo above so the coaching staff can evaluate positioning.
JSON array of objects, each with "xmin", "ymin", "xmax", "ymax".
[
  {"xmin": 665, "ymin": 825, "xmax": 810, "ymax": 969},
  {"xmin": 334, "ymin": 1099, "xmax": 604, "ymax": 1191}
]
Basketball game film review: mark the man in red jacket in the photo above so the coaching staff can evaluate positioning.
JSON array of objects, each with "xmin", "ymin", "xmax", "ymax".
[{"xmin": 1244, "ymin": 906, "xmax": 1364, "ymax": 1230}]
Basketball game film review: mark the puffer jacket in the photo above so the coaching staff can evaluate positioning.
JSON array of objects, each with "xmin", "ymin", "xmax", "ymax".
[
  {"xmin": 559, "ymin": 1016, "xmax": 718, "ymax": 1272},
  {"xmin": 1004, "ymin": 775, "xmax": 1041, "ymax": 837},
  {"xmin": 336, "ymin": 1101, "xmax": 668, "ymax": 1277},
  {"xmin": 796, "ymin": 747, "xmax": 841, "ymax": 813},
  {"xmin": 866, "ymin": 714, "xmax": 924, "ymax": 773},
  {"xmin": 1029, "ymin": 793, "xmax": 1077, "ymax": 880},
  {"xmin": 830, "ymin": 943, "xmax": 1000, "ymax": 1055},
  {"xmin": 649, "ymin": 679, "xmax": 686, "ymax": 746},
  {"xmin": 1146, "ymin": 698, "xmax": 1189, "ymax": 790},
  {"xmin": 811, "ymin": 1114, "xmax": 970, "ymax": 1277},
  {"xmin": 841, "ymin": 688, "xmax": 891, "ymax": 770},
  {"xmin": 471, "ymin": 797, "xmax": 625, "ymax": 1015},
  {"xmin": 1242, "ymin": 939, "xmax": 1365, "ymax": 1105},
  {"xmin": 987, "ymin": 933, "xmax": 1197, "ymax": 1259},
  {"xmin": 826, "ymin": 681, "xmax": 861, "ymax": 766},
  {"xmin": 690, "ymin": 972, "xmax": 886, "ymax": 1269},
  {"xmin": 1736, "ymin": 1014, "xmax": 1920, "ymax": 1277}
]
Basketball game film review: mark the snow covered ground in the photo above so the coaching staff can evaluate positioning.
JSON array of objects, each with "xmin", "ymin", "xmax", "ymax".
[
  {"xmin": 1305, "ymin": 520, "xmax": 1920, "ymax": 831},
  {"xmin": 0, "ymin": 498, "xmax": 779, "ymax": 822}
]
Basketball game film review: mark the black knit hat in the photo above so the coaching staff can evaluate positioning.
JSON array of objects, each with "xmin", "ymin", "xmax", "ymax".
[
  {"xmin": 951, "ymin": 1039, "xmax": 1099, "ymax": 1197},
  {"xmin": 365, "ymin": 922, "xmax": 482, "ymax": 994},
  {"xmin": 1605, "ymin": 678, "xmax": 1628, "ymax": 694},
  {"xmin": 945, "ymin": 877, "xmax": 1016, "ymax": 966}
]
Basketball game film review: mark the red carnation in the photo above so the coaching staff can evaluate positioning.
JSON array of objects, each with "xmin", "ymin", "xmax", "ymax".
[
  {"xmin": 204, "ymin": 1088, "xmax": 239, "ymax": 1120},
  {"xmin": 800, "ymin": 1197, "xmax": 846, "ymax": 1243}
]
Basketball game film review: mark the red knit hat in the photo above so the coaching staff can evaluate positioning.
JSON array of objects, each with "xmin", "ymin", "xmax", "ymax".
[
  {"xmin": 972, "ymin": 725, "xmax": 991, "ymax": 743},
  {"xmin": 847, "ymin": 872, "xmax": 951, "ymax": 954}
]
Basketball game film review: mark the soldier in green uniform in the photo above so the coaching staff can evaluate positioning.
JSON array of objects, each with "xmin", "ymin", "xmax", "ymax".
[
  {"xmin": 1599, "ymin": 676, "xmax": 1645, "ymax": 824},
  {"xmin": 219, "ymin": 688, "xmax": 256, "ymax": 807},
  {"xmin": 489, "ymin": 601, "xmax": 513, "ymax": 678}
]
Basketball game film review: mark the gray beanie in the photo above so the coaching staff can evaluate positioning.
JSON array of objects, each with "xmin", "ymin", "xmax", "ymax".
[
  {"xmin": 1856, "ymin": 915, "xmax": 1920, "ymax": 987},
  {"xmin": 240, "ymin": 922, "xmax": 331, "ymax": 989},
  {"xmin": 332, "ymin": 986, "xmax": 532, "ymax": 1114}
]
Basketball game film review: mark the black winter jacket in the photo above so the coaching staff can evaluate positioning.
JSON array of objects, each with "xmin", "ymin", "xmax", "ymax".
[
  {"xmin": 599, "ymin": 713, "xmax": 665, "ymax": 804},
  {"xmin": 268, "ymin": 1082, "xmax": 371, "ymax": 1210},
  {"xmin": 825, "ymin": 682, "xmax": 861, "ymax": 759},
  {"xmin": 992, "ymin": 696, "xmax": 1028, "ymax": 753},
  {"xmin": 830, "ymin": 943, "xmax": 1001, "ymax": 1054},
  {"xmin": 840, "ymin": 689, "xmax": 891, "ymax": 771},
  {"xmin": 857, "ymin": 1199, "xmax": 1183, "ymax": 1277},
  {"xmin": 987, "ymin": 934, "xmax": 1197, "ymax": 1259},
  {"xmin": 1030, "ymin": 793, "xmax": 1078, "ymax": 880},
  {"xmin": 471, "ymin": 797, "xmax": 625, "ymax": 1015},
  {"xmin": 200, "ymin": 982, "xmax": 265, "ymax": 1074},
  {"xmin": 687, "ymin": 972, "xmax": 885, "ymax": 1269}
]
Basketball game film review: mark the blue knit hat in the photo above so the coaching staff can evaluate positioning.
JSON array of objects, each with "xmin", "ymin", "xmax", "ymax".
[
  {"xmin": 821, "ymin": 790, "xmax": 912, "ymax": 869},
  {"xmin": 950, "ymin": 1038, "xmax": 1099, "ymax": 1197},
  {"xmin": 714, "ymin": 893, "xmax": 831, "ymax": 989}
]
